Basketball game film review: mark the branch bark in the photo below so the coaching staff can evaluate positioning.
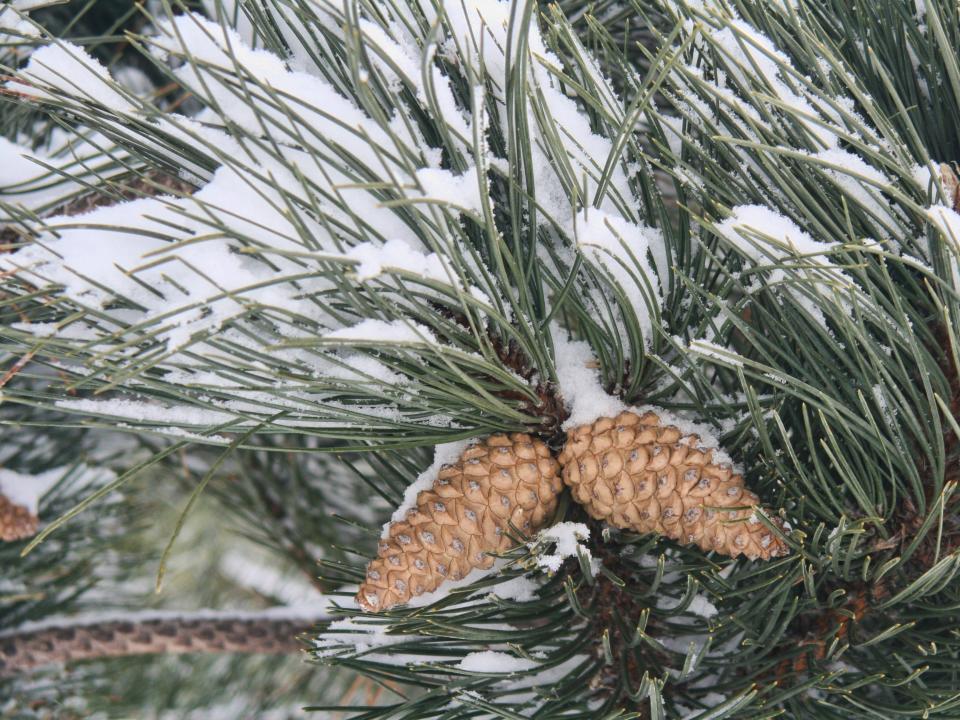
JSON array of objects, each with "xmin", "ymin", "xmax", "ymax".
[{"xmin": 0, "ymin": 610, "xmax": 325, "ymax": 675}]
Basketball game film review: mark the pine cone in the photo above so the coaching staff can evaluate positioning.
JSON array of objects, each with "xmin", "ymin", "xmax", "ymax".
[
  {"xmin": 941, "ymin": 163, "xmax": 960, "ymax": 212},
  {"xmin": 0, "ymin": 494, "xmax": 38, "ymax": 542},
  {"xmin": 357, "ymin": 434, "xmax": 562, "ymax": 611},
  {"xmin": 558, "ymin": 412, "xmax": 788, "ymax": 560}
]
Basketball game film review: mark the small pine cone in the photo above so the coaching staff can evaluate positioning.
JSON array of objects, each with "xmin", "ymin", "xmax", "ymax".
[
  {"xmin": 0, "ymin": 494, "xmax": 38, "ymax": 542},
  {"xmin": 357, "ymin": 434, "xmax": 562, "ymax": 612},
  {"xmin": 941, "ymin": 163, "xmax": 960, "ymax": 212},
  {"xmin": 558, "ymin": 412, "xmax": 788, "ymax": 560}
]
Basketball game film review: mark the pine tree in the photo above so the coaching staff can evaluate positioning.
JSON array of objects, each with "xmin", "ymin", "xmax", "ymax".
[{"xmin": 2, "ymin": 0, "xmax": 960, "ymax": 718}]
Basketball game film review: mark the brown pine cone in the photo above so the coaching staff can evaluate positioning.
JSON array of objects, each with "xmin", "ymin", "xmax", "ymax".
[
  {"xmin": 941, "ymin": 163, "xmax": 960, "ymax": 212},
  {"xmin": 0, "ymin": 494, "xmax": 38, "ymax": 543},
  {"xmin": 558, "ymin": 411, "xmax": 788, "ymax": 560},
  {"xmin": 357, "ymin": 434, "xmax": 562, "ymax": 612}
]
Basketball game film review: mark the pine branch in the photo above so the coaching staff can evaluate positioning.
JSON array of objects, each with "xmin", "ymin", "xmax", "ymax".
[
  {"xmin": 12, "ymin": 0, "xmax": 960, "ymax": 716},
  {"xmin": 0, "ymin": 609, "xmax": 328, "ymax": 675}
]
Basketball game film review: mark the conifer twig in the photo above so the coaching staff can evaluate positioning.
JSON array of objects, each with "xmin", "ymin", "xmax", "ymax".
[{"xmin": 0, "ymin": 610, "xmax": 328, "ymax": 675}]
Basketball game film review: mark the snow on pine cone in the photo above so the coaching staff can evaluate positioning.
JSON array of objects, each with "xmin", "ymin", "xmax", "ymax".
[
  {"xmin": 358, "ymin": 434, "xmax": 562, "ymax": 612},
  {"xmin": 0, "ymin": 493, "xmax": 38, "ymax": 543},
  {"xmin": 558, "ymin": 412, "xmax": 788, "ymax": 560}
]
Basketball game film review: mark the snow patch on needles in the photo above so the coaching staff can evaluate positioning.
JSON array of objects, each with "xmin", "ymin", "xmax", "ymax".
[
  {"xmin": 716, "ymin": 205, "xmax": 833, "ymax": 259},
  {"xmin": 0, "ymin": 0, "xmax": 668, "ymax": 441},
  {"xmin": 685, "ymin": 0, "xmax": 840, "ymax": 153},
  {"xmin": 347, "ymin": 239, "xmax": 449, "ymax": 282},
  {"xmin": 314, "ymin": 613, "xmax": 410, "ymax": 658},
  {"xmin": 415, "ymin": 167, "xmax": 484, "ymax": 213},
  {"xmin": 687, "ymin": 595, "xmax": 719, "ymax": 619},
  {"xmin": 324, "ymin": 319, "xmax": 437, "ymax": 345},
  {"xmin": 553, "ymin": 333, "xmax": 627, "ymax": 430},
  {"xmin": 10, "ymin": 42, "xmax": 135, "ymax": 111},
  {"xmin": 926, "ymin": 204, "xmax": 960, "ymax": 287},
  {"xmin": 533, "ymin": 522, "xmax": 591, "ymax": 573},
  {"xmin": 715, "ymin": 204, "xmax": 846, "ymax": 327},
  {"xmin": 706, "ymin": 14, "xmax": 840, "ymax": 150},
  {"xmin": 489, "ymin": 575, "xmax": 539, "ymax": 602},
  {"xmin": 344, "ymin": 238, "xmax": 492, "ymax": 307},
  {"xmin": 457, "ymin": 651, "xmax": 536, "ymax": 673},
  {"xmin": 0, "ymin": 467, "xmax": 63, "ymax": 513},
  {"xmin": 326, "ymin": 355, "xmax": 404, "ymax": 386},
  {"xmin": 811, "ymin": 149, "xmax": 900, "ymax": 233},
  {"xmin": 551, "ymin": 333, "xmax": 738, "ymax": 465},
  {"xmin": 571, "ymin": 208, "xmax": 662, "ymax": 348},
  {"xmin": 927, "ymin": 205, "xmax": 960, "ymax": 244},
  {"xmin": 0, "ymin": 4, "xmax": 39, "ymax": 38},
  {"xmin": 406, "ymin": 562, "xmax": 510, "ymax": 608},
  {"xmin": 689, "ymin": 340, "xmax": 744, "ymax": 368},
  {"xmin": 55, "ymin": 398, "xmax": 235, "ymax": 427}
]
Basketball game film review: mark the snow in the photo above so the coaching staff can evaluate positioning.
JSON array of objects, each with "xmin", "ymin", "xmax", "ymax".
[
  {"xmin": 55, "ymin": 398, "xmax": 235, "ymax": 426},
  {"xmin": 715, "ymin": 204, "xmax": 846, "ymax": 328},
  {"xmin": 0, "ymin": 440, "xmax": 123, "ymax": 521},
  {"xmin": 0, "ymin": 4, "xmax": 39, "ymax": 38},
  {"xmin": 9, "ymin": 320, "xmax": 99, "ymax": 340},
  {"xmin": 315, "ymin": 613, "xmax": 419, "ymax": 658},
  {"xmin": 687, "ymin": 595, "xmax": 718, "ymax": 619},
  {"xmin": 552, "ymin": 330, "xmax": 739, "ymax": 468},
  {"xmin": 457, "ymin": 651, "xmax": 536, "ymax": 673},
  {"xmin": 666, "ymin": 0, "xmax": 914, "ymax": 264},
  {"xmin": 630, "ymin": 404, "xmax": 739, "ymax": 470},
  {"xmin": 716, "ymin": 204, "xmax": 833, "ymax": 259},
  {"xmin": 326, "ymin": 355, "xmax": 403, "ymax": 386},
  {"xmin": 679, "ymin": 693, "xmax": 729, "ymax": 719},
  {"xmin": 689, "ymin": 340, "xmax": 743, "ymax": 367},
  {"xmin": 0, "ymin": 136, "xmax": 50, "ymax": 191},
  {"xmin": 324, "ymin": 319, "xmax": 437, "ymax": 345},
  {"xmin": 415, "ymin": 166, "xmax": 483, "ymax": 214},
  {"xmin": 707, "ymin": 16, "xmax": 839, "ymax": 150},
  {"xmin": 809, "ymin": 148, "xmax": 900, "ymax": 234},
  {"xmin": 346, "ymin": 239, "xmax": 448, "ymax": 282},
  {"xmin": 406, "ymin": 563, "xmax": 506, "ymax": 608},
  {"xmin": 0, "ymin": 467, "xmax": 62, "ymax": 512},
  {"xmin": 552, "ymin": 332, "xmax": 627, "ymax": 430},
  {"xmin": 871, "ymin": 384, "xmax": 897, "ymax": 431},
  {"xmin": 0, "ymin": 131, "xmax": 128, "ymax": 214},
  {"xmin": 570, "ymin": 207, "xmax": 662, "ymax": 348},
  {"xmin": 9, "ymin": 42, "xmax": 135, "ymax": 111},
  {"xmin": 489, "ymin": 576, "xmax": 538, "ymax": 602},
  {"xmin": 659, "ymin": 112, "xmax": 685, "ymax": 159},
  {"xmin": 927, "ymin": 204, "xmax": 960, "ymax": 288},
  {"xmin": 913, "ymin": 163, "xmax": 939, "ymax": 193},
  {"xmin": 218, "ymin": 551, "xmax": 320, "ymax": 606},
  {"xmin": 494, "ymin": 654, "xmax": 592, "ymax": 696},
  {"xmin": 152, "ymin": 14, "xmax": 419, "ymax": 193},
  {"xmin": 343, "ymin": 238, "xmax": 492, "ymax": 306},
  {"xmin": 533, "ymin": 522, "xmax": 591, "ymax": 573},
  {"xmin": 111, "ymin": 66, "xmax": 155, "ymax": 97},
  {"xmin": 552, "ymin": 332, "xmax": 740, "ymax": 469},
  {"xmin": 927, "ymin": 205, "xmax": 960, "ymax": 243},
  {"xmin": 0, "ymin": 0, "xmax": 667, "ymax": 444},
  {"xmin": 434, "ymin": 0, "xmax": 653, "ymax": 286}
]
